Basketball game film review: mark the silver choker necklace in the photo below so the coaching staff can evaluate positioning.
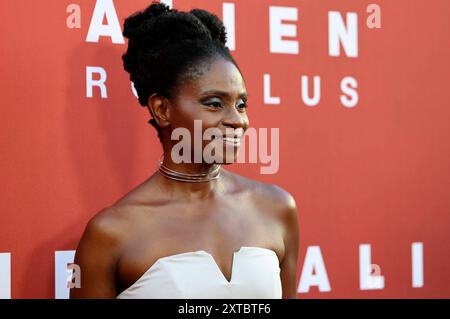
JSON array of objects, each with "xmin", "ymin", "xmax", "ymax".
[{"xmin": 157, "ymin": 157, "xmax": 221, "ymax": 183}]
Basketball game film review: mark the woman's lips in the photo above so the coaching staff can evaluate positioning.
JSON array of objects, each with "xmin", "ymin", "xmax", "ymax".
[{"xmin": 214, "ymin": 135, "xmax": 241, "ymax": 146}]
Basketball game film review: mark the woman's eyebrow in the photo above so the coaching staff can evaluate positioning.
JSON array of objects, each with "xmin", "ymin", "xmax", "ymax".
[{"xmin": 200, "ymin": 89, "xmax": 248, "ymax": 99}]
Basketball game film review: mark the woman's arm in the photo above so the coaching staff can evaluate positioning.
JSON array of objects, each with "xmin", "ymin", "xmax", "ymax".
[
  {"xmin": 69, "ymin": 207, "xmax": 123, "ymax": 299},
  {"xmin": 278, "ymin": 191, "xmax": 300, "ymax": 299}
]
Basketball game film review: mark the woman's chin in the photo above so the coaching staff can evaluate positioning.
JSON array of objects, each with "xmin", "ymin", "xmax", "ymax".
[
  {"xmin": 203, "ymin": 151, "xmax": 239, "ymax": 165},
  {"xmin": 221, "ymin": 146, "xmax": 240, "ymax": 164}
]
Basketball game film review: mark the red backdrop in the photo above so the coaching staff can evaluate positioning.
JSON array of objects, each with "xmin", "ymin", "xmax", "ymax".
[{"xmin": 1, "ymin": 0, "xmax": 449, "ymax": 298}]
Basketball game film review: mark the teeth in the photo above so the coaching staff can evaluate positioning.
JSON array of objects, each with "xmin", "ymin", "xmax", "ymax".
[
  {"xmin": 223, "ymin": 137, "xmax": 239, "ymax": 142},
  {"xmin": 216, "ymin": 136, "xmax": 241, "ymax": 144}
]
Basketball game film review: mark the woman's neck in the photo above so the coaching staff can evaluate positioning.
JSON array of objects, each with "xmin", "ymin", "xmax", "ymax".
[{"xmin": 155, "ymin": 154, "xmax": 227, "ymax": 201}]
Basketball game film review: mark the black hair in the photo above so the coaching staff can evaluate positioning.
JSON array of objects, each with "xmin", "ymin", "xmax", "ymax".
[{"xmin": 121, "ymin": 1, "xmax": 241, "ymax": 142}]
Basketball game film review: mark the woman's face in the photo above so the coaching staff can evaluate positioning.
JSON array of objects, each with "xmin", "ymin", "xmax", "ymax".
[{"xmin": 165, "ymin": 58, "xmax": 250, "ymax": 165}]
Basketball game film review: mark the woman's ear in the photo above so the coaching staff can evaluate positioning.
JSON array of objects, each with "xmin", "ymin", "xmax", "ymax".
[{"xmin": 147, "ymin": 93, "xmax": 171, "ymax": 128}]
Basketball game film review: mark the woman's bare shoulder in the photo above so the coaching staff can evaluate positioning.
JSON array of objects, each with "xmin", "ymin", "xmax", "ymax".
[
  {"xmin": 226, "ymin": 170, "xmax": 298, "ymax": 249},
  {"xmin": 71, "ymin": 205, "xmax": 144, "ymax": 298},
  {"xmin": 224, "ymin": 169, "xmax": 297, "ymax": 210},
  {"xmin": 79, "ymin": 206, "xmax": 133, "ymax": 252}
]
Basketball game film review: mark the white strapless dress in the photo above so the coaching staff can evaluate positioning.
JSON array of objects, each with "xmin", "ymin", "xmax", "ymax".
[{"xmin": 116, "ymin": 246, "xmax": 282, "ymax": 299}]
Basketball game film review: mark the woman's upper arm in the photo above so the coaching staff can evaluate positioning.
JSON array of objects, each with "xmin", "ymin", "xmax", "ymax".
[
  {"xmin": 69, "ymin": 208, "xmax": 124, "ymax": 299},
  {"xmin": 278, "ymin": 191, "xmax": 300, "ymax": 299}
]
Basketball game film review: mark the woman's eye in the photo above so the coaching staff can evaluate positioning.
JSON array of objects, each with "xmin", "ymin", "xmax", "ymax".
[
  {"xmin": 204, "ymin": 101, "xmax": 222, "ymax": 108},
  {"xmin": 237, "ymin": 102, "xmax": 248, "ymax": 110},
  {"xmin": 203, "ymin": 100, "xmax": 248, "ymax": 110}
]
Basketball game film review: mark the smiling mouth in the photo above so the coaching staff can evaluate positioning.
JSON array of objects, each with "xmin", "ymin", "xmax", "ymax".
[{"xmin": 214, "ymin": 136, "xmax": 242, "ymax": 146}]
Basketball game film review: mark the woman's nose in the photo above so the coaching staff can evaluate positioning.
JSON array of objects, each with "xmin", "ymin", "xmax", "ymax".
[{"xmin": 222, "ymin": 107, "xmax": 248, "ymax": 129}]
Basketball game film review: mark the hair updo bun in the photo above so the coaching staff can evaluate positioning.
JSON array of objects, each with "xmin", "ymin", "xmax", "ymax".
[
  {"xmin": 122, "ymin": 1, "xmax": 237, "ymax": 104},
  {"xmin": 189, "ymin": 8, "xmax": 228, "ymax": 45},
  {"xmin": 121, "ymin": 2, "xmax": 240, "ymax": 142}
]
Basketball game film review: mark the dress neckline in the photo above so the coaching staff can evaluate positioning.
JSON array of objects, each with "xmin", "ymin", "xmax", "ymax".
[
  {"xmin": 197, "ymin": 246, "xmax": 279, "ymax": 284},
  {"xmin": 117, "ymin": 246, "xmax": 280, "ymax": 297}
]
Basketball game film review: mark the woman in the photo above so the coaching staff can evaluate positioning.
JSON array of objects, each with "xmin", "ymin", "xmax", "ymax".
[{"xmin": 70, "ymin": 1, "xmax": 299, "ymax": 299}]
